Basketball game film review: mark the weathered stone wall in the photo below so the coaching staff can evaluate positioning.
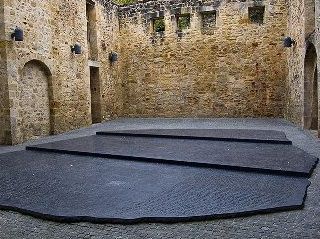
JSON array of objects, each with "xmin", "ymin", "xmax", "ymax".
[
  {"xmin": 314, "ymin": 0, "xmax": 320, "ymax": 132},
  {"xmin": 317, "ymin": 0, "xmax": 320, "ymax": 76},
  {"xmin": 3, "ymin": 0, "xmax": 88, "ymax": 144},
  {"xmin": 285, "ymin": 0, "xmax": 305, "ymax": 124},
  {"xmin": 1, "ymin": 0, "xmax": 319, "ymax": 144},
  {"xmin": 2, "ymin": 0, "xmax": 121, "ymax": 144},
  {"xmin": 305, "ymin": 0, "xmax": 315, "ymax": 38},
  {"xmin": 92, "ymin": 1, "xmax": 123, "ymax": 120},
  {"xmin": 285, "ymin": 0, "xmax": 319, "ymax": 128},
  {"xmin": 0, "ymin": 0, "xmax": 11, "ymax": 144},
  {"xmin": 118, "ymin": 0, "xmax": 288, "ymax": 117}
]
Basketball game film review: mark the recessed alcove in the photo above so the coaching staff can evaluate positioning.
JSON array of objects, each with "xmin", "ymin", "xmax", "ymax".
[
  {"xmin": 153, "ymin": 17, "xmax": 165, "ymax": 33},
  {"xmin": 177, "ymin": 14, "xmax": 191, "ymax": 31},
  {"xmin": 248, "ymin": 6, "xmax": 265, "ymax": 24},
  {"xmin": 201, "ymin": 10, "xmax": 217, "ymax": 35},
  {"xmin": 304, "ymin": 43, "xmax": 318, "ymax": 132}
]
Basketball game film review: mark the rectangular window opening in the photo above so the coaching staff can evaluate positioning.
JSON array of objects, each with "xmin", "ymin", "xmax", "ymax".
[
  {"xmin": 153, "ymin": 18, "xmax": 165, "ymax": 33},
  {"xmin": 248, "ymin": 6, "xmax": 265, "ymax": 25},
  {"xmin": 177, "ymin": 14, "xmax": 191, "ymax": 31},
  {"xmin": 201, "ymin": 11, "xmax": 217, "ymax": 34}
]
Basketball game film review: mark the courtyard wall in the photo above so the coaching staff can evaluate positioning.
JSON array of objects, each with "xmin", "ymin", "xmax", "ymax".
[
  {"xmin": 286, "ymin": 0, "xmax": 320, "ymax": 128},
  {"xmin": 0, "ymin": 0, "xmax": 11, "ymax": 144},
  {"xmin": 1, "ymin": 0, "xmax": 320, "ymax": 144},
  {"xmin": 118, "ymin": 0, "xmax": 288, "ymax": 117},
  {"xmin": 1, "ymin": 0, "xmax": 122, "ymax": 144}
]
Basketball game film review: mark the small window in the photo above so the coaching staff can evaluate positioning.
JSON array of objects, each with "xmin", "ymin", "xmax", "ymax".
[
  {"xmin": 153, "ymin": 18, "xmax": 165, "ymax": 33},
  {"xmin": 201, "ymin": 11, "xmax": 217, "ymax": 34},
  {"xmin": 177, "ymin": 14, "xmax": 191, "ymax": 31},
  {"xmin": 248, "ymin": 6, "xmax": 265, "ymax": 24}
]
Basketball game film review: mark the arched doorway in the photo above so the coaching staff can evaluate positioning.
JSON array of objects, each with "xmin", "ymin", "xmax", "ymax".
[
  {"xmin": 304, "ymin": 44, "xmax": 318, "ymax": 132},
  {"xmin": 19, "ymin": 60, "xmax": 53, "ymax": 142}
]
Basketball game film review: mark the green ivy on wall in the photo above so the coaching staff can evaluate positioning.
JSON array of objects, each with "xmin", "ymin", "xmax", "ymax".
[
  {"xmin": 154, "ymin": 18, "xmax": 165, "ymax": 32},
  {"xmin": 177, "ymin": 15, "xmax": 191, "ymax": 31}
]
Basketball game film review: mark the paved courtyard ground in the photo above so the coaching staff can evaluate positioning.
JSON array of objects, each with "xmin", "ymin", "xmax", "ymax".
[{"xmin": 0, "ymin": 118, "xmax": 319, "ymax": 239}]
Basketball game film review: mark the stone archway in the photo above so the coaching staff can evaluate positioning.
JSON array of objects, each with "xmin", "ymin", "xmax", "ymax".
[
  {"xmin": 304, "ymin": 43, "xmax": 318, "ymax": 131},
  {"xmin": 19, "ymin": 60, "xmax": 53, "ymax": 142}
]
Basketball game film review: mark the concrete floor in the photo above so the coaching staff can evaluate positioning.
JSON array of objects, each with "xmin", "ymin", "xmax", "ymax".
[{"xmin": 0, "ymin": 118, "xmax": 319, "ymax": 239}]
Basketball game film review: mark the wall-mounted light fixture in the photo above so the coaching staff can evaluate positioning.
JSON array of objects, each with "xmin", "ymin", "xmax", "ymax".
[
  {"xmin": 283, "ymin": 37, "xmax": 295, "ymax": 48},
  {"xmin": 71, "ymin": 43, "xmax": 82, "ymax": 54},
  {"xmin": 109, "ymin": 52, "xmax": 118, "ymax": 63},
  {"xmin": 11, "ymin": 27, "xmax": 24, "ymax": 41}
]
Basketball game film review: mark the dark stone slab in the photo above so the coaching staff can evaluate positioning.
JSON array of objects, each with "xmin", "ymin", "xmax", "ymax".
[
  {"xmin": 27, "ymin": 135, "xmax": 318, "ymax": 177},
  {"xmin": 0, "ymin": 150, "xmax": 310, "ymax": 223},
  {"xmin": 97, "ymin": 129, "xmax": 292, "ymax": 144}
]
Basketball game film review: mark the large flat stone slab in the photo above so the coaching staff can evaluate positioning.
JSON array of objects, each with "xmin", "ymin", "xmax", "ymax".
[
  {"xmin": 97, "ymin": 129, "xmax": 292, "ymax": 144},
  {"xmin": 0, "ymin": 150, "xmax": 310, "ymax": 223},
  {"xmin": 27, "ymin": 135, "xmax": 318, "ymax": 176}
]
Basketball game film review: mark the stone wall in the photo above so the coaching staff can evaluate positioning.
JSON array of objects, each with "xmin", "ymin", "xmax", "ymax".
[
  {"xmin": 92, "ymin": 1, "xmax": 123, "ymax": 120},
  {"xmin": 4, "ymin": 0, "xmax": 88, "ymax": 144},
  {"xmin": 118, "ymin": 0, "xmax": 288, "ymax": 117},
  {"xmin": 2, "ymin": 0, "xmax": 121, "ymax": 144},
  {"xmin": 285, "ymin": 0, "xmax": 319, "ymax": 128},
  {"xmin": 1, "ymin": 0, "xmax": 319, "ymax": 144},
  {"xmin": 285, "ymin": 0, "xmax": 305, "ymax": 124},
  {"xmin": 0, "ymin": 0, "xmax": 11, "ymax": 144},
  {"xmin": 317, "ymin": 0, "xmax": 320, "ymax": 75},
  {"xmin": 314, "ymin": 0, "xmax": 320, "ymax": 132}
]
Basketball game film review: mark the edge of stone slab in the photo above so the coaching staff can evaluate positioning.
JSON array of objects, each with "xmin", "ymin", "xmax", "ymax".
[
  {"xmin": 24, "ymin": 147, "xmax": 319, "ymax": 178},
  {"xmin": 95, "ymin": 131, "xmax": 293, "ymax": 145},
  {"xmin": 0, "ymin": 178, "xmax": 310, "ymax": 225},
  {"xmin": 0, "ymin": 204, "xmax": 306, "ymax": 224}
]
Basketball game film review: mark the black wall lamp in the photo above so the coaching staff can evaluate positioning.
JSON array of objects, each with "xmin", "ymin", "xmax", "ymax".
[
  {"xmin": 71, "ymin": 43, "xmax": 82, "ymax": 54},
  {"xmin": 11, "ymin": 27, "xmax": 23, "ymax": 41},
  {"xmin": 283, "ymin": 37, "xmax": 295, "ymax": 48},
  {"xmin": 109, "ymin": 52, "xmax": 118, "ymax": 63}
]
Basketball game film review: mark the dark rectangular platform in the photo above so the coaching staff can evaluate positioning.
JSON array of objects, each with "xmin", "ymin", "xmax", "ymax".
[
  {"xmin": 26, "ymin": 134, "xmax": 318, "ymax": 176},
  {"xmin": 97, "ymin": 129, "xmax": 292, "ymax": 144},
  {"xmin": 0, "ymin": 150, "xmax": 310, "ymax": 223}
]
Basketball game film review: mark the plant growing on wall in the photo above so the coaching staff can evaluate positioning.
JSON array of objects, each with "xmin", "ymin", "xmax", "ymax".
[
  {"xmin": 177, "ymin": 15, "xmax": 191, "ymax": 31},
  {"xmin": 154, "ymin": 18, "xmax": 165, "ymax": 32}
]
